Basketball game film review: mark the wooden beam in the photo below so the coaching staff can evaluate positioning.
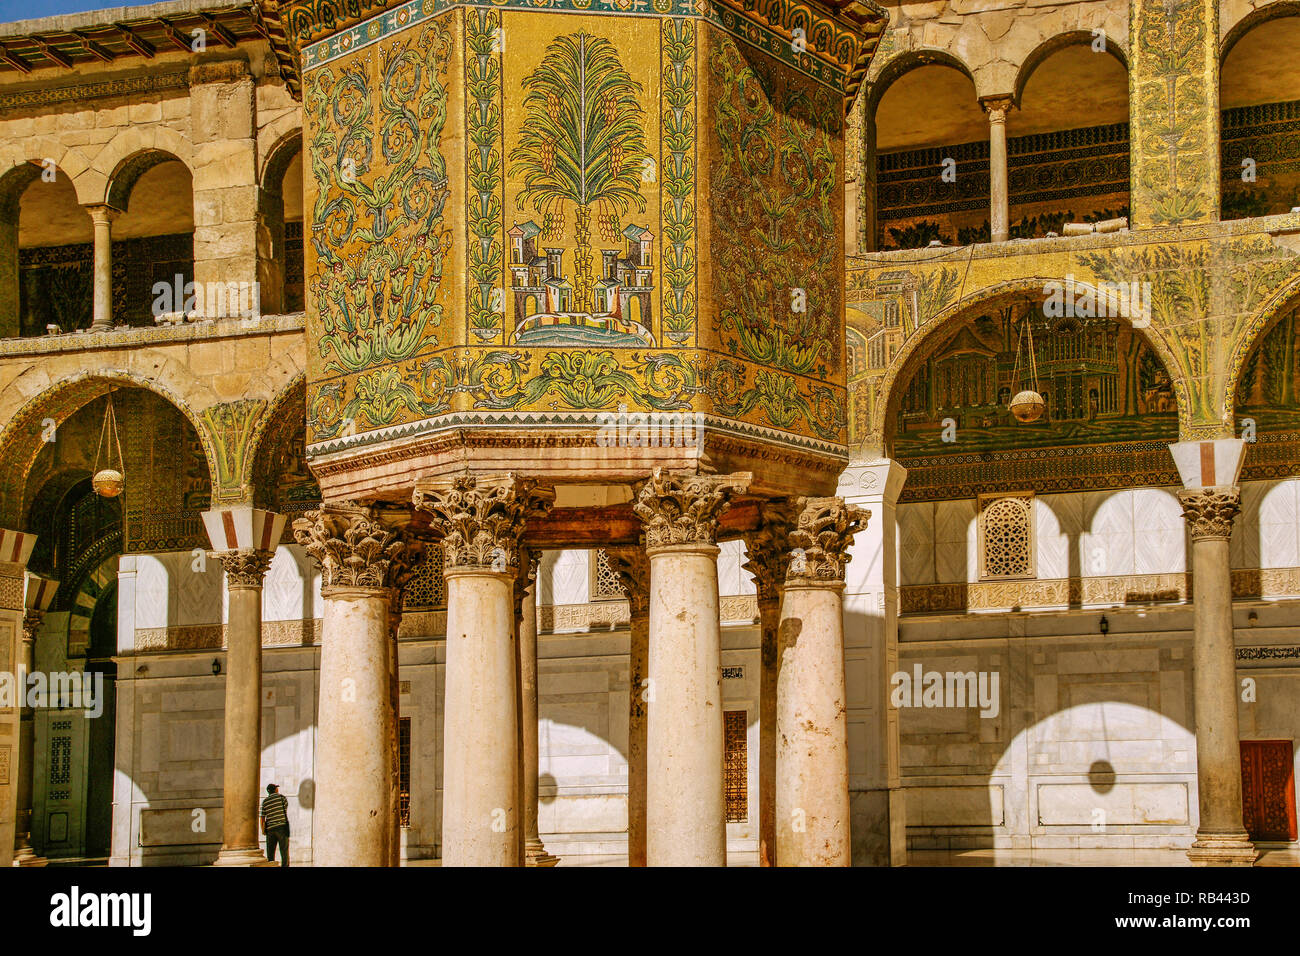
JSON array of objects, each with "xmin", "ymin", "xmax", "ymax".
[
  {"xmin": 199, "ymin": 13, "xmax": 239, "ymax": 49},
  {"xmin": 114, "ymin": 23, "xmax": 155, "ymax": 58},
  {"xmin": 34, "ymin": 38, "xmax": 73, "ymax": 69},
  {"xmin": 158, "ymin": 20, "xmax": 196, "ymax": 54},
  {"xmin": 73, "ymin": 31, "xmax": 114, "ymax": 62},
  {"xmin": 0, "ymin": 42, "xmax": 32, "ymax": 74}
]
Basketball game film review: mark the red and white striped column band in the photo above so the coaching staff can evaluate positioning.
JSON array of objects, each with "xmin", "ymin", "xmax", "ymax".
[
  {"xmin": 200, "ymin": 507, "xmax": 287, "ymax": 553},
  {"xmin": 24, "ymin": 573, "xmax": 58, "ymax": 612},
  {"xmin": 0, "ymin": 528, "xmax": 37, "ymax": 567}
]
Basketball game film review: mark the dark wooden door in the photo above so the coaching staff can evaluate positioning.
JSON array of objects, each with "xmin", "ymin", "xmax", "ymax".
[{"xmin": 1240, "ymin": 740, "xmax": 1297, "ymax": 843}]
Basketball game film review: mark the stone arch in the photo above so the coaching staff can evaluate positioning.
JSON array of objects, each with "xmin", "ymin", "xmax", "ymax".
[
  {"xmin": 245, "ymin": 370, "xmax": 307, "ymax": 501},
  {"xmin": 1223, "ymin": 273, "xmax": 1300, "ymax": 422},
  {"xmin": 871, "ymin": 277, "xmax": 1191, "ymax": 454},
  {"xmin": 0, "ymin": 138, "xmax": 102, "ymax": 207},
  {"xmin": 66, "ymin": 552, "xmax": 120, "ymax": 662},
  {"xmin": 75, "ymin": 125, "xmax": 194, "ymax": 209},
  {"xmin": 1221, "ymin": 0, "xmax": 1300, "ymax": 60},
  {"xmin": 1012, "ymin": 31, "xmax": 1129, "ymax": 106},
  {"xmin": 0, "ymin": 368, "xmax": 218, "ymax": 528},
  {"xmin": 260, "ymin": 123, "xmax": 303, "ymax": 188},
  {"xmin": 867, "ymin": 48, "xmax": 978, "ymax": 116},
  {"xmin": 104, "ymin": 147, "xmax": 190, "ymax": 214}
]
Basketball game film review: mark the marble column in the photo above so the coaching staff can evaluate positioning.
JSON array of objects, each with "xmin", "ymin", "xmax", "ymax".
[
  {"xmin": 633, "ymin": 468, "xmax": 749, "ymax": 867},
  {"xmin": 293, "ymin": 503, "xmax": 419, "ymax": 867},
  {"xmin": 0, "ymin": 529, "xmax": 37, "ymax": 869},
  {"xmin": 414, "ymin": 474, "xmax": 553, "ymax": 867},
  {"xmin": 741, "ymin": 505, "xmax": 796, "ymax": 868},
  {"xmin": 208, "ymin": 548, "xmax": 276, "ymax": 866},
  {"xmin": 609, "ymin": 547, "xmax": 651, "ymax": 867},
  {"xmin": 1180, "ymin": 487, "xmax": 1257, "ymax": 866},
  {"xmin": 839, "ymin": 459, "xmax": 908, "ymax": 865},
  {"xmin": 981, "ymin": 97, "xmax": 1013, "ymax": 243},
  {"xmin": 12, "ymin": 608, "xmax": 47, "ymax": 866},
  {"xmin": 87, "ymin": 205, "xmax": 118, "ymax": 332},
  {"xmin": 775, "ymin": 498, "xmax": 865, "ymax": 867},
  {"xmin": 516, "ymin": 552, "xmax": 557, "ymax": 866}
]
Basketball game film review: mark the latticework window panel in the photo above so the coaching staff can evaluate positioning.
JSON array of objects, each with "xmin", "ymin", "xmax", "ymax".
[
  {"xmin": 398, "ymin": 716, "xmax": 412, "ymax": 828},
  {"xmin": 723, "ymin": 710, "xmax": 748, "ymax": 823},
  {"xmin": 402, "ymin": 548, "xmax": 445, "ymax": 609},
  {"xmin": 590, "ymin": 549, "xmax": 624, "ymax": 601},
  {"xmin": 978, "ymin": 492, "xmax": 1035, "ymax": 580}
]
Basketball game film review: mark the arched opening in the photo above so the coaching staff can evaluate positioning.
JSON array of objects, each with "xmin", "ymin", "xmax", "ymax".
[
  {"xmin": 871, "ymin": 57, "xmax": 984, "ymax": 249},
  {"xmin": 1, "ymin": 162, "xmax": 91, "ymax": 337},
  {"xmin": 884, "ymin": 287, "xmax": 1182, "ymax": 606},
  {"xmin": 1008, "ymin": 36, "xmax": 1130, "ymax": 237},
  {"xmin": 1231, "ymin": 292, "xmax": 1300, "ymax": 594},
  {"xmin": 1220, "ymin": 13, "xmax": 1300, "ymax": 219},
  {"xmin": 14, "ymin": 384, "xmax": 212, "ymax": 862},
  {"xmin": 106, "ymin": 150, "xmax": 194, "ymax": 325},
  {"xmin": 261, "ymin": 132, "xmax": 305, "ymax": 314}
]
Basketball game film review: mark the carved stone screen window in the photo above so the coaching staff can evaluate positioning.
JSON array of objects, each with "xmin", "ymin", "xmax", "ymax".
[
  {"xmin": 724, "ymin": 710, "xmax": 748, "ymax": 823},
  {"xmin": 590, "ymin": 549, "xmax": 624, "ymax": 601},
  {"xmin": 978, "ymin": 492, "xmax": 1035, "ymax": 581},
  {"xmin": 403, "ymin": 548, "xmax": 445, "ymax": 609}
]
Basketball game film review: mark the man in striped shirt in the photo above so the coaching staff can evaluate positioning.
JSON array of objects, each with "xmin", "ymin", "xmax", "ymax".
[{"xmin": 261, "ymin": 783, "xmax": 291, "ymax": 866}]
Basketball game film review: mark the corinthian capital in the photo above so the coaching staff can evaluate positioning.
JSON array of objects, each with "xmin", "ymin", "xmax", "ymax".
[
  {"xmin": 292, "ymin": 502, "xmax": 413, "ymax": 590},
  {"xmin": 211, "ymin": 548, "xmax": 275, "ymax": 589},
  {"xmin": 606, "ymin": 546, "xmax": 651, "ymax": 618},
  {"xmin": 412, "ymin": 474, "xmax": 553, "ymax": 573},
  {"xmin": 633, "ymin": 468, "xmax": 750, "ymax": 550},
  {"xmin": 743, "ymin": 500, "xmax": 798, "ymax": 604},
  {"xmin": 786, "ymin": 497, "xmax": 868, "ymax": 584},
  {"xmin": 22, "ymin": 609, "xmax": 44, "ymax": 644},
  {"xmin": 1177, "ymin": 487, "xmax": 1241, "ymax": 540}
]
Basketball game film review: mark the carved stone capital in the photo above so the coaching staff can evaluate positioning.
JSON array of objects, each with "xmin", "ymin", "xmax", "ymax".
[
  {"xmin": 292, "ymin": 503, "xmax": 414, "ymax": 590},
  {"xmin": 1178, "ymin": 487, "xmax": 1240, "ymax": 540},
  {"xmin": 742, "ymin": 500, "xmax": 798, "ymax": 604},
  {"xmin": 513, "ymin": 548, "xmax": 540, "ymax": 624},
  {"xmin": 211, "ymin": 548, "xmax": 275, "ymax": 589},
  {"xmin": 412, "ymin": 474, "xmax": 554, "ymax": 573},
  {"xmin": 21, "ymin": 609, "xmax": 43, "ymax": 644},
  {"xmin": 981, "ymin": 95, "xmax": 1014, "ymax": 122},
  {"xmin": 632, "ymin": 468, "xmax": 750, "ymax": 550},
  {"xmin": 786, "ymin": 497, "xmax": 868, "ymax": 584},
  {"xmin": 606, "ymin": 546, "xmax": 651, "ymax": 618}
]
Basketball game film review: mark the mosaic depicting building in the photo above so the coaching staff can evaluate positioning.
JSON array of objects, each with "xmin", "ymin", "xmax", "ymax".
[{"xmin": 0, "ymin": 0, "xmax": 1298, "ymax": 869}]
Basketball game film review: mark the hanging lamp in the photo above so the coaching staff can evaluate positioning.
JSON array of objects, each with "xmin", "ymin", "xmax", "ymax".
[
  {"xmin": 92, "ymin": 389, "xmax": 126, "ymax": 498},
  {"xmin": 1009, "ymin": 313, "xmax": 1046, "ymax": 423}
]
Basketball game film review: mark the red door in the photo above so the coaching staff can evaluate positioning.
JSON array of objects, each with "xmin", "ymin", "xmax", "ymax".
[{"xmin": 1240, "ymin": 740, "xmax": 1298, "ymax": 843}]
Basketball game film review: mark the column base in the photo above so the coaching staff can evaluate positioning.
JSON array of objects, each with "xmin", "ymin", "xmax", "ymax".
[
  {"xmin": 524, "ymin": 840, "xmax": 559, "ymax": 867},
  {"xmin": 1186, "ymin": 834, "xmax": 1258, "ymax": 867},
  {"xmin": 213, "ymin": 846, "xmax": 279, "ymax": 867}
]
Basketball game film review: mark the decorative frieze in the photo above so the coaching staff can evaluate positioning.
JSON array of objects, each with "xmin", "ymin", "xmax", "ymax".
[
  {"xmin": 211, "ymin": 549, "xmax": 275, "ymax": 589},
  {"xmin": 412, "ymin": 474, "xmax": 553, "ymax": 573},
  {"xmin": 632, "ymin": 468, "xmax": 750, "ymax": 550},
  {"xmin": 1177, "ymin": 488, "xmax": 1241, "ymax": 540},
  {"xmin": 291, "ymin": 502, "xmax": 414, "ymax": 590},
  {"xmin": 786, "ymin": 496, "xmax": 867, "ymax": 584}
]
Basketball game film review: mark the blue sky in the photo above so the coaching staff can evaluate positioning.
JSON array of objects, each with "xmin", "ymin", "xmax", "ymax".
[{"xmin": 0, "ymin": 0, "xmax": 116, "ymax": 24}]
